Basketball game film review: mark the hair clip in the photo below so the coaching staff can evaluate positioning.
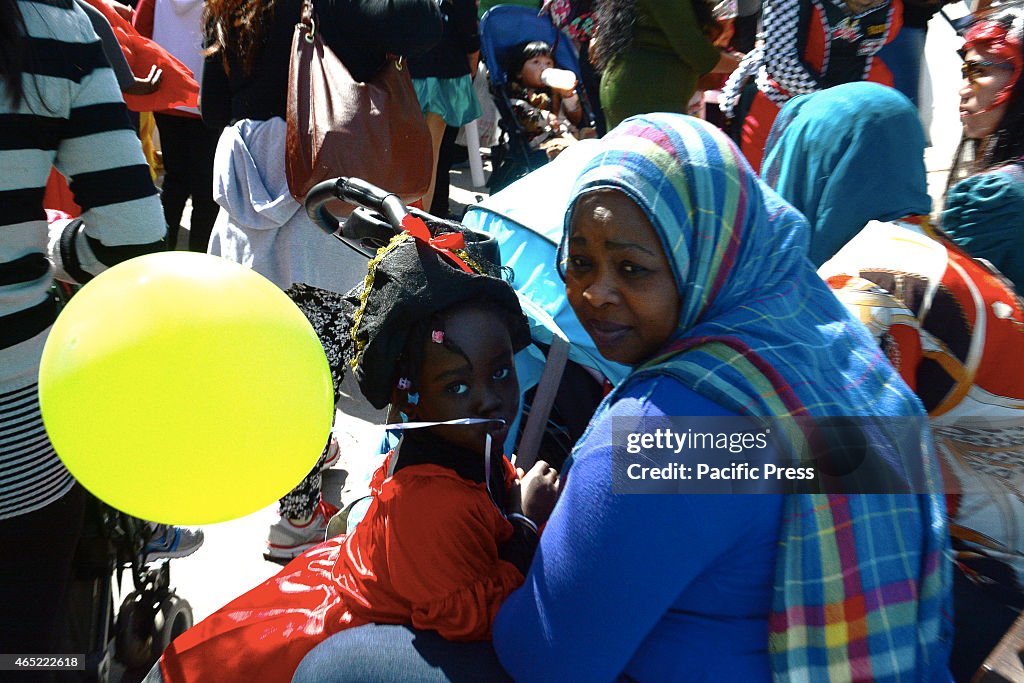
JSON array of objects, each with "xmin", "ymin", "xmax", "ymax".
[
  {"xmin": 397, "ymin": 377, "xmax": 412, "ymax": 390},
  {"xmin": 431, "ymin": 330, "xmax": 444, "ymax": 344},
  {"xmin": 407, "ymin": 392, "xmax": 419, "ymax": 406}
]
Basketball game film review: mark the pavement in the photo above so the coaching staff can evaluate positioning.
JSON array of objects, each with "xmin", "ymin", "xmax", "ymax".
[{"xmin": 106, "ymin": 16, "xmax": 968, "ymax": 681}]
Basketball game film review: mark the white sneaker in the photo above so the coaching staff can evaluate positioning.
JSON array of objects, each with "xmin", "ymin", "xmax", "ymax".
[
  {"xmin": 320, "ymin": 434, "xmax": 341, "ymax": 472},
  {"xmin": 264, "ymin": 499, "xmax": 339, "ymax": 564}
]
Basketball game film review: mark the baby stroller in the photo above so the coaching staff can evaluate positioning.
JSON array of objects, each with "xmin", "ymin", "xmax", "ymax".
[
  {"xmin": 62, "ymin": 495, "xmax": 194, "ymax": 682},
  {"xmin": 479, "ymin": 4, "xmax": 597, "ymax": 194},
  {"xmin": 51, "ymin": 280, "xmax": 193, "ymax": 681},
  {"xmin": 304, "ymin": 174, "xmax": 624, "ymax": 470}
]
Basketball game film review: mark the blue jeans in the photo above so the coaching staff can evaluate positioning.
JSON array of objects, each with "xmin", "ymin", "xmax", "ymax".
[
  {"xmin": 878, "ymin": 27, "xmax": 927, "ymax": 107},
  {"xmin": 292, "ymin": 624, "xmax": 513, "ymax": 682}
]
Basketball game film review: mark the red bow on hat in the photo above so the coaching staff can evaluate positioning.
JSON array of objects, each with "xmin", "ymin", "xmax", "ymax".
[{"xmin": 400, "ymin": 215, "xmax": 473, "ymax": 273}]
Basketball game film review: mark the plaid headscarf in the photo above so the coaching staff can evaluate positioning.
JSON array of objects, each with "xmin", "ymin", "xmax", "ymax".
[{"xmin": 562, "ymin": 114, "xmax": 952, "ymax": 681}]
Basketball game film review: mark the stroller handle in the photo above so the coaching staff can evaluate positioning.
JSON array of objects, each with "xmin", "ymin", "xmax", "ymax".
[{"xmin": 304, "ymin": 177, "xmax": 410, "ymax": 234}]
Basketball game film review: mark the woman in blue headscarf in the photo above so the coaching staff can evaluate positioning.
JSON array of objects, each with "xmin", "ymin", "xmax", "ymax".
[
  {"xmin": 491, "ymin": 113, "xmax": 950, "ymax": 681},
  {"xmin": 760, "ymin": 81, "xmax": 934, "ymax": 267},
  {"xmin": 764, "ymin": 81, "xmax": 1024, "ymax": 680},
  {"xmin": 282, "ymin": 112, "xmax": 949, "ymax": 683}
]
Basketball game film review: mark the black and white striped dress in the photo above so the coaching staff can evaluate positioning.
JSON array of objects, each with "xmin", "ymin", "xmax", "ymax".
[{"xmin": 0, "ymin": 0, "xmax": 165, "ymax": 520}]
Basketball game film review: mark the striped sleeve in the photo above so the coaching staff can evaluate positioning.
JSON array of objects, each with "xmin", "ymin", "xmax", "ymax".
[
  {"xmin": 0, "ymin": 0, "xmax": 165, "ymax": 520},
  {"xmin": 18, "ymin": 0, "xmax": 167, "ymax": 281}
]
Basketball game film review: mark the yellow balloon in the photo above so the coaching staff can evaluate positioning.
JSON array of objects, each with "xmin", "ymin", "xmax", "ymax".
[{"xmin": 39, "ymin": 252, "xmax": 334, "ymax": 525}]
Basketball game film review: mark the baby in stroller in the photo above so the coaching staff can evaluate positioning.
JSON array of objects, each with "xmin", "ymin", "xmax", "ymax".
[{"xmin": 506, "ymin": 40, "xmax": 597, "ymax": 160}]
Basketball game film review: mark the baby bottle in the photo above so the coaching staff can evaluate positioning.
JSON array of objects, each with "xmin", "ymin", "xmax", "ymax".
[{"xmin": 539, "ymin": 68, "xmax": 577, "ymax": 92}]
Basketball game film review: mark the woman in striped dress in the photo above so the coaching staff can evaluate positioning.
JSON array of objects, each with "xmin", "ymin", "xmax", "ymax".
[{"xmin": 0, "ymin": 0, "xmax": 165, "ymax": 663}]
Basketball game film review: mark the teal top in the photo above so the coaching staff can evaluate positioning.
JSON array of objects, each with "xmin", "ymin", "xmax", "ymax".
[{"xmin": 942, "ymin": 162, "xmax": 1024, "ymax": 292}]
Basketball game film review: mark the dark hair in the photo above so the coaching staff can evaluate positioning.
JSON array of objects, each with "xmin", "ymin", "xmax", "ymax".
[
  {"xmin": 591, "ymin": 0, "xmax": 721, "ymax": 70},
  {"xmin": 984, "ymin": 67, "xmax": 1024, "ymax": 166},
  {"xmin": 591, "ymin": 0, "xmax": 636, "ymax": 70},
  {"xmin": 204, "ymin": 0, "xmax": 279, "ymax": 75},
  {"xmin": 507, "ymin": 40, "xmax": 554, "ymax": 82},
  {"xmin": 692, "ymin": 0, "xmax": 724, "ymax": 44},
  {"xmin": 0, "ymin": 0, "xmax": 27, "ymax": 105}
]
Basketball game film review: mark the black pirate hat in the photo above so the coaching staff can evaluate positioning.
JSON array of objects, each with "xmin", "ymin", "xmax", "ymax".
[{"xmin": 288, "ymin": 217, "xmax": 531, "ymax": 410}]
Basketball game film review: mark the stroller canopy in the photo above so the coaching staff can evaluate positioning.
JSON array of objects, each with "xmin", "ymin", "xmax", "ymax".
[{"xmin": 462, "ymin": 140, "xmax": 630, "ymax": 389}]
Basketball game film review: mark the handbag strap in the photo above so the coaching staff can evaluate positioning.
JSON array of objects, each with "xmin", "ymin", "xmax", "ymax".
[
  {"xmin": 299, "ymin": 0, "xmax": 315, "ymax": 41},
  {"xmin": 299, "ymin": 2, "xmax": 401, "ymax": 71}
]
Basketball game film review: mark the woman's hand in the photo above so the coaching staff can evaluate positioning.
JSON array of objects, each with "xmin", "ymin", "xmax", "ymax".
[
  {"xmin": 124, "ymin": 65, "xmax": 163, "ymax": 96},
  {"xmin": 712, "ymin": 18, "xmax": 735, "ymax": 48},
  {"xmin": 510, "ymin": 461, "xmax": 561, "ymax": 525},
  {"xmin": 588, "ymin": 28, "xmax": 601, "ymax": 65}
]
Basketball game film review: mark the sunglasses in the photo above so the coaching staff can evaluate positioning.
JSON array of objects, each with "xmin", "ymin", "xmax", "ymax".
[{"xmin": 961, "ymin": 59, "xmax": 1014, "ymax": 82}]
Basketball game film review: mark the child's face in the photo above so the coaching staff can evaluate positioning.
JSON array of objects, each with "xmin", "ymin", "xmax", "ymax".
[
  {"xmin": 409, "ymin": 305, "xmax": 520, "ymax": 455},
  {"xmin": 517, "ymin": 53, "xmax": 555, "ymax": 89}
]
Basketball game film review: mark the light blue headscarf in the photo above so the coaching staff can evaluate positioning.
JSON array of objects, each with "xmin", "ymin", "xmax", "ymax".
[{"xmin": 762, "ymin": 82, "xmax": 934, "ymax": 266}]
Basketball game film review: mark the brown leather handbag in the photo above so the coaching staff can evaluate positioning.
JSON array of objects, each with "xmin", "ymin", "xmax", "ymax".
[{"xmin": 285, "ymin": 0, "xmax": 432, "ymax": 201}]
